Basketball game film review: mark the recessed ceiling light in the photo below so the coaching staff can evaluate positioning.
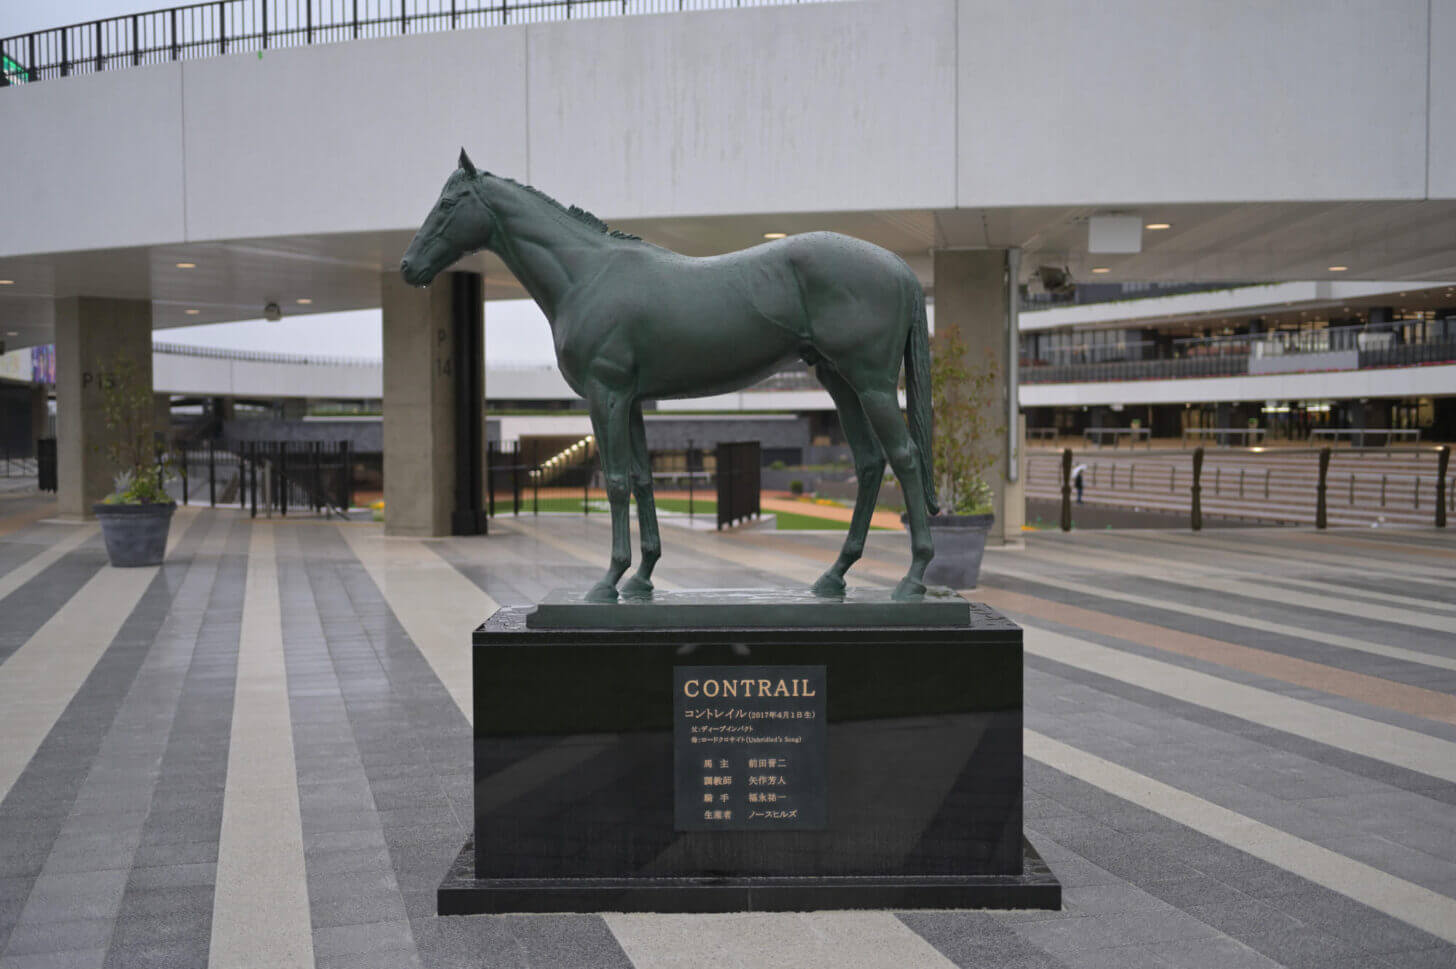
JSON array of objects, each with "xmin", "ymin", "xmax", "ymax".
[
  {"xmin": 1091, "ymin": 267, "xmax": 1111, "ymax": 274},
  {"xmin": 296, "ymin": 298, "xmax": 313, "ymax": 305},
  {"xmin": 762, "ymin": 232, "xmax": 787, "ymax": 240},
  {"xmin": 1327, "ymin": 265, "xmax": 1348, "ymax": 272},
  {"xmin": 4, "ymin": 330, "xmax": 17, "ymax": 337},
  {"xmin": 1144, "ymin": 222, "xmax": 1171, "ymax": 230},
  {"xmin": 175, "ymin": 262, "xmax": 196, "ymax": 269},
  {"xmin": 185, "ymin": 309, "xmax": 199, "ymax": 315},
  {"xmin": 0, "ymin": 280, "xmax": 13, "ymax": 285}
]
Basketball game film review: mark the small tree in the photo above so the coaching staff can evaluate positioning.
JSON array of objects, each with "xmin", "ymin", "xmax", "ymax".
[
  {"xmin": 929, "ymin": 326, "xmax": 1001, "ymax": 516},
  {"xmin": 97, "ymin": 356, "xmax": 170, "ymax": 504}
]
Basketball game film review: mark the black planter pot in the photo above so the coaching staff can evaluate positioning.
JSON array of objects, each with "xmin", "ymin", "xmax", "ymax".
[
  {"xmin": 94, "ymin": 502, "xmax": 177, "ymax": 567},
  {"xmin": 922, "ymin": 513, "xmax": 994, "ymax": 590}
]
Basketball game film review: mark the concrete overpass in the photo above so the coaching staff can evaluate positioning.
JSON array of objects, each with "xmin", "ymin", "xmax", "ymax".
[{"xmin": 3, "ymin": 0, "xmax": 1454, "ymax": 535}]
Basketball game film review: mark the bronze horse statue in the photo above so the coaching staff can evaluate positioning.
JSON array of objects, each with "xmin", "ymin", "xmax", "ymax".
[{"xmin": 402, "ymin": 151, "xmax": 937, "ymax": 602}]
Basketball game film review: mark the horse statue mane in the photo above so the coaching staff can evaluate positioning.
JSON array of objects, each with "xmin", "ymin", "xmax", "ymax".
[{"xmin": 493, "ymin": 175, "xmax": 642, "ymax": 242}]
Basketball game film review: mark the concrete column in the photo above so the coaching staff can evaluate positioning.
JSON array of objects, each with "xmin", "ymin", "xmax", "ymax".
[
  {"xmin": 381, "ymin": 271, "xmax": 486, "ymax": 537},
  {"xmin": 54, "ymin": 297, "xmax": 154, "ymax": 519},
  {"xmin": 932, "ymin": 249, "xmax": 1024, "ymax": 545}
]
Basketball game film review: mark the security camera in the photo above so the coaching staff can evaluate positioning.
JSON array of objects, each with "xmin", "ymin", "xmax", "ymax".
[
  {"xmin": 263, "ymin": 302, "xmax": 282, "ymax": 322},
  {"xmin": 1034, "ymin": 265, "xmax": 1075, "ymax": 297}
]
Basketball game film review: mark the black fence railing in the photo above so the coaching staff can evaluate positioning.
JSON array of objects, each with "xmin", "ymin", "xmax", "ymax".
[
  {"xmin": 1, "ymin": 443, "xmax": 38, "ymax": 479},
  {"xmin": 484, "ymin": 442, "xmax": 719, "ymax": 518},
  {"xmin": 1020, "ymin": 355, "xmax": 1250, "ymax": 384},
  {"xmin": 37, "ymin": 439, "xmax": 57, "ymax": 492},
  {"xmin": 2, "ymin": 0, "xmax": 831, "ymax": 86},
  {"xmin": 153, "ymin": 341, "xmax": 381, "ymax": 368},
  {"xmin": 1358, "ymin": 341, "xmax": 1456, "ymax": 370},
  {"xmin": 715, "ymin": 440, "xmax": 760, "ymax": 529},
  {"xmin": 174, "ymin": 439, "xmax": 353, "ymax": 517}
]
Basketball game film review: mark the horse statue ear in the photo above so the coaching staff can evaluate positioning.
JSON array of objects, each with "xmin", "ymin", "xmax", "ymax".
[{"xmin": 459, "ymin": 148, "xmax": 477, "ymax": 176}]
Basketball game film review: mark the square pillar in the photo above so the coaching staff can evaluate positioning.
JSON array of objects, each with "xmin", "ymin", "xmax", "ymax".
[
  {"xmin": 382, "ymin": 271, "xmax": 487, "ymax": 537},
  {"xmin": 54, "ymin": 297, "xmax": 154, "ymax": 519},
  {"xmin": 932, "ymin": 249, "xmax": 1024, "ymax": 545}
]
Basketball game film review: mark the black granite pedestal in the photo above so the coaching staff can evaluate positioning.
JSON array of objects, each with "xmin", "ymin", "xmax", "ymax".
[{"xmin": 438, "ymin": 594, "xmax": 1060, "ymax": 914}]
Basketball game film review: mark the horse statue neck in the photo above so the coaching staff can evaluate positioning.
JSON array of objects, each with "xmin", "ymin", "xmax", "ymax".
[{"xmin": 478, "ymin": 177, "xmax": 625, "ymax": 322}]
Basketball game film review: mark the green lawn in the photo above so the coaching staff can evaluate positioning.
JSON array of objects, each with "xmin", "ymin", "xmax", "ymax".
[
  {"xmin": 514, "ymin": 496, "xmax": 718, "ymax": 514},
  {"xmin": 654, "ymin": 497, "xmax": 716, "ymax": 514}
]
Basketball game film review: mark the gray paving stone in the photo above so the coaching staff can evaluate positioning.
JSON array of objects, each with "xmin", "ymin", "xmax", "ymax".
[
  {"xmin": 1009, "ymin": 914, "xmax": 1126, "ymax": 954},
  {"xmin": 1395, "ymin": 946, "xmax": 1456, "ymax": 969},
  {"xmin": 0, "ymin": 947, "xmax": 107, "ymax": 969},
  {"xmin": 1263, "ymin": 887, "xmax": 1449, "ymax": 955},
  {"xmin": 313, "ymin": 918, "xmax": 416, "ymax": 958},
  {"xmin": 108, "ymin": 937, "xmax": 210, "ymax": 969},
  {"xmin": 1062, "ymin": 883, "xmax": 1179, "ymax": 915},
  {"xmin": 1, "ymin": 917, "xmax": 113, "ymax": 956},
  {"xmin": 21, "ymin": 871, "xmax": 127, "ymax": 925},
  {"xmin": 1230, "ymin": 925, "xmax": 1409, "ymax": 969},
  {"xmin": 129, "ymin": 841, "xmax": 218, "ymax": 871},
  {"xmin": 309, "ymin": 890, "xmax": 410, "ymax": 928},
  {"xmin": 503, "ymin": 913, "xmax": 637, "ymax": 969},
  {"xmin": 1148, "ymin": 935, "xmax": 1285, "ymax": 969},
  {"xmin": 316, "ymin": 947, "xmax": 424, "ymax": 969},
  {"xmin": 122, "ymin": 864, "xmax": 216, "ymax": 892},
  {"xmin": 897, "ymin": 911, "xmax": 1067, "ymax": 968},
  {"xmin": 1093, "ymin": 910, "xmax": 1221, "ymax": 946}
]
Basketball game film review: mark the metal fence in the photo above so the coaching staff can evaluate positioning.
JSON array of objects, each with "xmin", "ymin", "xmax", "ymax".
[
  {"xmin": 175, "ymin": 439, "xmax": 353, "ymax": 517},
  {"xmin": 38, "ymin": 439, "xmax": 57, "ymax": 492},
  {"xmin": 1034, "ymin": 445, "xmax": 1451, "ymax": 530},
  {"xmin": 1022, "ymin": 333, "xmax": 1456, "ymax": 385},
  {"xmin": 715, "ymin": 440, "xmax": 761, "ymax": 529},
  {"xmin": 2, "ymin": 0, "xmax": 836, "ymax": 86},
  {"xmin": 1021, "ymin": 355, "xmax": 1250, "ymax": 384},
  {"xmin": 1, "ymin": 444, "xmax": 38, "ymax": 479},
  {"xmin": 485, "ymin": 442, "xmax": 719, "ymax": 518}
]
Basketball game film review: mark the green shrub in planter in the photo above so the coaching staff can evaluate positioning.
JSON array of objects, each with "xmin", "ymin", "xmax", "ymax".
[
  {"xmin": 924, "ymin": 326, "xmax": 1002, "ymax": 588},
  {"xmin": 789, "ymin": 479, "xmax": 804, "ymax": 496},
  {"xmin": 93, "ymin": 358, "xmax": 176, "ymax": 567}
]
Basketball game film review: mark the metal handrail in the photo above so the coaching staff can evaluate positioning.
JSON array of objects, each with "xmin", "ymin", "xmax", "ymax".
[
  {"xmin": 2, "ymin": 0, "xmax": 835, "ymax": 86},
  {"xmin": 152, "ymin": 341, "xmax": 382, "ymax": 367},
  {"xmin": 1020, "ymin": 339, "xmax": 1456, "ymax": 385}
]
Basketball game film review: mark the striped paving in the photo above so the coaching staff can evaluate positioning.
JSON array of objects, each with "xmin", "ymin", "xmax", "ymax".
[
  {"xmin": 0, "ymin": 509, "xmax": 1451, "ymax": 968},
  {"xmin": 210, "ymin": 523, "xmax": 313, "ymax": 969}
]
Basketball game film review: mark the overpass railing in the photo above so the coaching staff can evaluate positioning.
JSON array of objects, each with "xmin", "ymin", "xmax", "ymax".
[
  {"xmin": 2, "ymin": 0, "xmax": 836, "ymax": 86},
  {"xmin": 153, "ymin": 341, "xmax": 381, "ymax": 368},
  {"xmin": 1022, "ymin": 336, "xmax": 1456, "ymax": 385}
]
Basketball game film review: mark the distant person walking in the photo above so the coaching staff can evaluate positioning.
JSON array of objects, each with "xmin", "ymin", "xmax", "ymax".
[{"xmin": 1071, "ymin": 463, "xmax": 1087, "ymax": 504}]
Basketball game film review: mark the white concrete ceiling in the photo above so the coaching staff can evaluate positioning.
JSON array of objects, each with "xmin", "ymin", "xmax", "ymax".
[{"xmin": 4, "ymin": 199, "xmax": 1456, "ymax": 351}]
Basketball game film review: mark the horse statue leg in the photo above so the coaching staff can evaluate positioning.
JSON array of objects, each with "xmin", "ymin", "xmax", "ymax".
[
  {"xmin": 585, "ymin": 388, "xmax": 634, "ymax": 603},
  {"xmin": 855, "ymin": 385, "xmax": 934, "ymax": 600},
  {"xmin": 620, "ymin": 402, "xmax": 661, "ymax": 599},
  {"xmin": 810, "ymin": 365, "xmax": 885, "ymax": 597}
]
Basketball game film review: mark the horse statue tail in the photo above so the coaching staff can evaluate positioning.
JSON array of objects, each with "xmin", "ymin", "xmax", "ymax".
[{"xmin": 904, "ymin": 292, "xmax": 940, "ymax": 516}]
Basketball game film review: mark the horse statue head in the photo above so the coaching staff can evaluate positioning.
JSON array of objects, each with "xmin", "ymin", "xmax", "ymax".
[{"xmin": 400, "ymin": 149, "xmax": 496, "ymax": 287}]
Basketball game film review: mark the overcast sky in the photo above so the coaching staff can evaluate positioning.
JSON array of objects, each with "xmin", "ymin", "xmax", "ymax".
[{"xmin": 5, "ymin": 1, "xmax": 560, "ymax": 365}]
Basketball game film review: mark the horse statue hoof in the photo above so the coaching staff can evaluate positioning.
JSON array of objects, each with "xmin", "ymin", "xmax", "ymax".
[
  {"xmin": 584, "ymin": 581, "xmax": 619, "ymax": 603},
  {"xmin": 891, "ymin": 577, "xmax": 927, "ymax": 602},
  {"xmin": 810, "ymin": 573, "xmax": 846, "ymax": 598},
  {"xmin": 620, "ymin": 575, "xmax": 654, "ymax": 600}
]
